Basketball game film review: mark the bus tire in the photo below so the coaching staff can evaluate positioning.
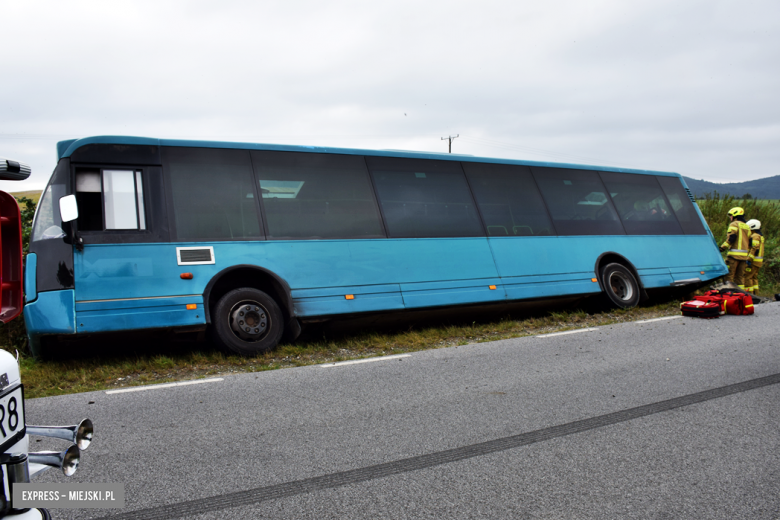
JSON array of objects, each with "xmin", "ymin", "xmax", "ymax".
[
  {"xmin": 600, "ymin": 263, "xmax": 640, "ymax": 308},
  {"xmin": 211, "ymin": 288, "xmax": 284, "ymax": 356}
]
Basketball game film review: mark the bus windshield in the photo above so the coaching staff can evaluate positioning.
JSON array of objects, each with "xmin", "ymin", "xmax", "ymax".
[{"xmin": 31, "ymin": 182, "xmax": 67, "ymax": 241}]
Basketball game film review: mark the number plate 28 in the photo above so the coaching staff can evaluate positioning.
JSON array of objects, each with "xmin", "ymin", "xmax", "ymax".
[{"xmin": 0, "ymin": 385, "xmax": 25, "ymax": 452}]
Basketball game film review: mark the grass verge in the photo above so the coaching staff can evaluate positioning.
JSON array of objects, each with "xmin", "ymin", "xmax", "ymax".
[{"xmin": 17, "ymin": 299, "xmax": 684, "ymax": 399}]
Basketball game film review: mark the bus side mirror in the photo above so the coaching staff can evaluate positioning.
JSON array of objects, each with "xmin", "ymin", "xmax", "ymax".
[{"xmin": 59, "ymin": 195, "xmax": 79, "ymax": 223}]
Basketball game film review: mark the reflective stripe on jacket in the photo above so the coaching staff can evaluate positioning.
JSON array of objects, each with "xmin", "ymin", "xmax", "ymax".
[
  {"xmin": 720, "ymin": 221, "xmax": 751, "ymax": 260},
  {"xmin": 749, "ymin": 232, "xmax": 765, "ymax": 266}
]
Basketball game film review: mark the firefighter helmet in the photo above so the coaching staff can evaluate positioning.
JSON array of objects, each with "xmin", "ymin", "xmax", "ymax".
[
  {"xmin": 727, "ymin": 207, "xmax": 744, "ymax": 217},
  {"xmin": 747, "ymin": 219, "xmax": 761, "ymax": 230}
]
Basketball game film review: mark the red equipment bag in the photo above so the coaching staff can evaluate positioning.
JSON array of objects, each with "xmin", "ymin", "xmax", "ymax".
[
  {"xmin": 681, "ymin": 300, "xmax": 721, "ymax": 319},
  {"xmin": 721, "ymin": 292, "xmax": 755, "ymax": 315},
  {"xmin": 692, "ymin": 295, "xmax": 726, "ymax": 314}
]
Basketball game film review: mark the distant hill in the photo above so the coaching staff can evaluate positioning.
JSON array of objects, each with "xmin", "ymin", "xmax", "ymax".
[{"xmin": 683, "ymin": 175, "xmax": 780, "ymax": 200}]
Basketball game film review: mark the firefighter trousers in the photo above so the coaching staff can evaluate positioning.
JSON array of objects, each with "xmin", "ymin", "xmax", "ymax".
[
  {"xmin": 745, "ymin": 264, "xmax": 761, "ymax": 294},
  {"xmin": 725, "ymin": 257, "xmax": 748, "ymax": 289}
]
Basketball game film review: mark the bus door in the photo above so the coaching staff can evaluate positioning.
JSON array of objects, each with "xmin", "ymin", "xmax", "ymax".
[{"xmin": 70, "ymin": 165, "xmax": 204, "ymax": 334}]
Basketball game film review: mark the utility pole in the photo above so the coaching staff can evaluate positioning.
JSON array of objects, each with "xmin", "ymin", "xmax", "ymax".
[{"xmin": 441, "ymin": 134, "xmax": 459, "ymax": 153}]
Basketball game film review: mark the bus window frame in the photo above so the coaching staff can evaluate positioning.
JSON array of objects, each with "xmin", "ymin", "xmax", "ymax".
[{"xmin": 71, "ymin": 163, "xmax": 167, "ymax": 245}]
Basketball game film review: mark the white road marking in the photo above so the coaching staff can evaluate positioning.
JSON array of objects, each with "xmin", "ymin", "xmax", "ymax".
[
  {"xmin": 321, "ymin": 354, "xmax": 411, "ymax": 367},
  {"xmin": 536, "ymin": 328, "xmax": 598, "ymax": 338},
  {"xmin": 633, "ymin": 316, "xmax": 682, "ymax": 324},
  {"xmin": 106, "ymin": 377, "xmax": 224, "ymax": 394}
]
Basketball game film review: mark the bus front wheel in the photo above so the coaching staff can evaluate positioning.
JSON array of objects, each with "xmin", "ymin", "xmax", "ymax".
[
  {"xmin": 600, "ymin": 263, "xmax": 640, "ymax": 309},
  {"xmin": 211, "ymin": 288, "xmax": 284, "ymax": 356}
]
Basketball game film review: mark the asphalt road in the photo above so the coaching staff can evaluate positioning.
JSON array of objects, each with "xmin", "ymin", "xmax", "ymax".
[{"xmin": 27, "ymin": 302, "xmax": 780, "ymax": 519}]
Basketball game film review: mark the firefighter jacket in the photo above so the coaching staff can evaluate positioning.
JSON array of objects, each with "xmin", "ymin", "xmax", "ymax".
[
  {"xmin": 720, "ymin": 220, "xmax": 751, "ymax": 260},
  {"xmin": 749, "ymin": 230, "xmax": 765, "ymax": 266}
]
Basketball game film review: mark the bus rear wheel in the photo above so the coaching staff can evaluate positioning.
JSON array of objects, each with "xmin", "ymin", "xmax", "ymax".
[
  {"xmin": 211, "ymin": 288, "xmax": 284, "ymax": 356},
  {"xmin": 600, "ymin": 263, "xmax": 640, "ymax": 309}
]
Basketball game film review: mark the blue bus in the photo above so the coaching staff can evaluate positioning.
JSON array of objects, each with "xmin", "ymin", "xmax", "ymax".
[{"xmin": 23, "ymin": 136, "xmax": 727, "ymax": 356}]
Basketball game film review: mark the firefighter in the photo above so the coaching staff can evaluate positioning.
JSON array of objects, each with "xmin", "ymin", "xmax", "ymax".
[
  {"xmin": 719, "ymin": 207, "xmax": 751, "ymax": 289},
  {"xmin": 745, "ymin": 219, "xmax": 765, "ymax": 294}
]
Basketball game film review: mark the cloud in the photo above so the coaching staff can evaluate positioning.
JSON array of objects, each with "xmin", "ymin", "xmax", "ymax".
[{"xmin": 2, "ymin": 0, "xmax": 778, "ymax": 191}]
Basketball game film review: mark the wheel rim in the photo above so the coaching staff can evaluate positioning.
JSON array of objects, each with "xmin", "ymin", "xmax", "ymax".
[
  {"xmin": 608, "ymin": 271, "xmax": 634, "ymax": 301},
  {"xmin": 228, "ymin": 300, "xmax": 269, "ymax": 341}
]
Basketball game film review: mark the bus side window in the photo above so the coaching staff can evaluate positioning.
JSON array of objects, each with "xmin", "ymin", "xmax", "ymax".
[
  {"xmin": 76, "ymin": 169, "xmax": 146, "ymax": 231},
  {"xmin": 252, "ymin": 151, "xmax": 384, "ymax": 240},
  {"xmin": 366, "ymin": 157, "xmax": 483, "ymax": 238},
  {"xmin": 599, "ymin": 171, "xmax": 683, "ymax": 235},
  {"xmin": 531, "ymin": 167, "xmax": 625, "ymax": 236},
  {"xmin": 103, "ymin": 170, "xmax": 145, "ymax": 230},
  {"xmin": 656, "ymin": 176, "xmax": 707, "ymax": 235},
  {"xmin": 76, "ymin": 170, "xmax": 103, "ymax": 231},
  {"xmin": 463, "ymin": 162, "xmax": 555, "ymax": 237},
  {"xmin": 163, "ymin": 148, "xmax": 261, "ymax": 241}
]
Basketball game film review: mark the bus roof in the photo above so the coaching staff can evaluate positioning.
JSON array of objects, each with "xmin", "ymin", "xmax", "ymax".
[{"xmin": 56, "ymin": 135, "xmax": 682, "ymax": 178}]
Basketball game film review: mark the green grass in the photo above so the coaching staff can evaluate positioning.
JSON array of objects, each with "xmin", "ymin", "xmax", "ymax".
[{"xmin": 16, "ymin": 299, "xmax": 684, "ymax": 398}]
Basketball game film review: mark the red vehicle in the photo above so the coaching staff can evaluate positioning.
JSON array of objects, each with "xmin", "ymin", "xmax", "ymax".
[
  {"xmin": 0, "ymin": 157, "xmax": 28, "ymax": 323},
  {"xmin": 0, "ymin": 157, "xmax": 94, "ymax": 520}
]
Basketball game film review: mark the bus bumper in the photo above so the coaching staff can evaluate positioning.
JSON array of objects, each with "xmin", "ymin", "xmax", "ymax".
[{"xmin": 23, "ymin": 290, "xmax": 76, "ymax": 357}]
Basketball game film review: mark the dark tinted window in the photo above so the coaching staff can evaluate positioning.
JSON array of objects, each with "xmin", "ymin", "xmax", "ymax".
[
  {"xmin": 252, "ymin": 151, "xmax": 384, "ymax": 239},
  {"xmin": 163, "ymin": 147, "xmax": 262, "ymax": 241},
  {"xmin": 599, "ymin": 172, "xmax": 683, "ymax": 235},
  {"xmin": 463, "ymin": 162, "xmax": 555, "ymax": 237},
  {"xmin": 74, "ymin": 170, "xmax": 103, "ymax": 232},
  {"xmin": 69, "ymin": 143, "xmax": 161, "ymax": 166},
  {"xmin": 532, "ymin": 167, "xmax": 625, "ymax": 236},
  {"xmin": 367, "ymin": 157, "xmax": 484, "ymax": 238},
  {"xmin": 656, "ymin": 176, "xmax": 707, "ymax": 235}
]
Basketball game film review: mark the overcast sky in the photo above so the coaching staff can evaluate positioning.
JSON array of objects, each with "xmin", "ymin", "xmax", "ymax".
[{"xmin": 1, "ymin": 0, "xmax": 778, "ymax": 192}]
